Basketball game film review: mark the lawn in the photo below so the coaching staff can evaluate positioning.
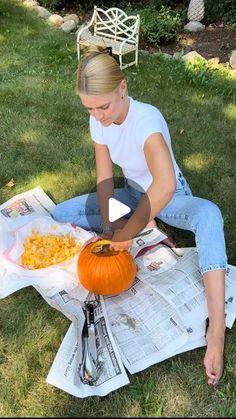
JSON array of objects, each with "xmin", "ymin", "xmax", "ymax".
[{"xmin": 0, "ymin": 0, "xmax": 236, "ymax": 417}]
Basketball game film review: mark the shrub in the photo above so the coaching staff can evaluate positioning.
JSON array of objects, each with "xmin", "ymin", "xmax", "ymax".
[
  {"xmin": 139, "ymin": 6, "xmax": 182, "ymax": 45},
  {"xmin": 39, "ymin": 0, "xmax": 236, "ymax": 27},
  {"xmin": 38, "ymin": 0, "xmax": 189, "ymax": 14},
  {"xmin": 39, "ymin": 0, "xmax": 65, "ymax": 9},
  {"xmin": 204, "ymin": 0, "xmax": 236, "ymax": 25}
]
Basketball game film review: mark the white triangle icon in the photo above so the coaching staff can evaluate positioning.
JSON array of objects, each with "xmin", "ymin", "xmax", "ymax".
[{"xmin": 108, "ymin": 198, "xmax": 131, "ymax": 222}]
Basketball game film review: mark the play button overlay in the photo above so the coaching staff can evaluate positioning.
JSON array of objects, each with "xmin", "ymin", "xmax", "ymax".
[
  {"xmin": 108, "ymin": 198, "xmax": 130, "ymax": 222},
  {"xmin": 84, "ymin": 177, "xmax": 151, "ymax": 242}
]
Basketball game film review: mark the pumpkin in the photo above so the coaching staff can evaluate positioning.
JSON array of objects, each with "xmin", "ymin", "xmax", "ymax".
[{"xmin": 77, "ymin": 239, "xmax": 137, "ymax": 295}]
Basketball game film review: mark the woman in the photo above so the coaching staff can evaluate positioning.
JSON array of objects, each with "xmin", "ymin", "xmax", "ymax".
[{"xmin": 53, "ymin": 47, "xmax": 227, "ymax": 386}]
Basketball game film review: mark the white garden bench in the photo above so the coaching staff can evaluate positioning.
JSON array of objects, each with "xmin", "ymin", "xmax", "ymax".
[{"xmin": 76, "ymin": 6, "xmax": 140, "ymax": 70}]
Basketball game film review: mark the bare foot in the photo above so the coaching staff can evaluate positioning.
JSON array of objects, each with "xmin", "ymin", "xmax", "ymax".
[{"xmin": 204, "ymin": 326, "xmax": 225, "ymax": 386}]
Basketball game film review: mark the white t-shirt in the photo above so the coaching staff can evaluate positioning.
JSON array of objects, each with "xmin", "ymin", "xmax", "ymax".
[{"xmin": 89, "ymin": 97, "xmax": 181, "ymax": 192}]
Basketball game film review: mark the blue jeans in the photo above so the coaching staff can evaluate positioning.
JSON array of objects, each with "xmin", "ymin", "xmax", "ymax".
[{"xmin": 52, "ymin": 174, "xmax": 227, "ymax": 274}]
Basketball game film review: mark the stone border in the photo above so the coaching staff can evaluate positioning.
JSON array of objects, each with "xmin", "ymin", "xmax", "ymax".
[
  {"xmin": 21, "ymin": 0, "xmax": 80, "ymax": 32},
  {"xmin": 139, "ymin": 49, "xmax": 236, "ymax": 76},
  {"xmin": 19, "ymin": 0, "xmax": 236, "ymax": 75}
]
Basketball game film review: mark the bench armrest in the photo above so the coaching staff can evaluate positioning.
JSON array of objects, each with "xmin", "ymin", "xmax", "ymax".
[
  {"xmin": 118, "ymin": 19, "xmax": 140, "ymax": 53},
  {"xmin": 76, "ymin": 8, "xmax": 96, "ymax": 42}
]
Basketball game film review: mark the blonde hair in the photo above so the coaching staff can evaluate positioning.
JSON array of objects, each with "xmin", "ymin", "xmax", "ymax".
[{"xmin": 76, "ymin": 46, "xmax": 125, "ymax": 95}]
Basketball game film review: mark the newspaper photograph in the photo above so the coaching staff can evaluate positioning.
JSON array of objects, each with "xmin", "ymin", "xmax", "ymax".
[
  {"xmin": 0, "ymin": 186, "xmax": 56, "ymax": 231},
  {"xmin": 130, "ymin": 227, "xmax": 168, "ymax": 258},
  {"xmin": 135, "ymin": 243, "xmax": 181, "ymax": 278}
]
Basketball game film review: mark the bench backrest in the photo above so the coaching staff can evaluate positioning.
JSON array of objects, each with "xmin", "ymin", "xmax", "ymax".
[{"xmin": 93, "ymin": 6, "xmax": 140, "ymax": 45}]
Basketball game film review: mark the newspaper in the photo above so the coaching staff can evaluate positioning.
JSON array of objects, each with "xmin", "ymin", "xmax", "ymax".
[
  {"xmin": 45, "ymin": 292, "xmax": 129, "ymax": 397},
  {"xmin": 0, "ymin": 186, "xmax": 56, "ymax": 231},
  {"xmin": 103, "ymin": 277, "xmax": 188, "ymax": 374},
  {"xmin": 0, "ymin": 188, "xmax": 92, "ymax": 298},
  {"xmin": 130, "ymin": 227, "xmax": 168, "ymax": 258},
  {"xmin": 0, "ymin": 186, "xmax": 236, "ymax": 398},
  {"xmin": 136, "ymin": 245, "xmax": 236, "ymax": 330},
  {"xmin": 136, "ymin": 246, "xmax": 208, "ymax": 327}
]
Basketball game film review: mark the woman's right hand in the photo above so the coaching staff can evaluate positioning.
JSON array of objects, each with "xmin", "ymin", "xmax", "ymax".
[{"xmin": 109, "ymin": 229, "xmax": 133, "ymax": 252}]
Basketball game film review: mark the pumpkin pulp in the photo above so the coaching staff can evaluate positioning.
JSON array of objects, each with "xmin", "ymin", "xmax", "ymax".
[{"xmin": 91, "ymin": 239, "xmax": 119, "ymax": 257}]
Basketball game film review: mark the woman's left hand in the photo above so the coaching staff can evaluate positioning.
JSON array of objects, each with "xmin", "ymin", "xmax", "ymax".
[
  {"xmin": 80, "ymin": 235, "xmax": 101, "ymax": 251},
  {"xmin": 109, "ymin": 229, "xmax": 133, "ymax": 252}
]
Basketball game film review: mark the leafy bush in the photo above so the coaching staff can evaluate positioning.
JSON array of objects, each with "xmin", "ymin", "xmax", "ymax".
[
  {"xmin": 139, "ymin": 6, "xmax": 182, "ymax": 45},
  {"xmin": 39, "ymin": 0, "xmax": 65, "ymax": 9},
  {"xmin": 38, "ymin": 0, "xmax": 235, "ymax": 45},
  {"xmin": 39, "ymin": 0, "xmax": 236, "ymax": 27},
  {"xmin": 38, "ymin": 0, "xmax": 189, "ymax": 14},
  {"xmin": 204, "ymin": 0, "xmax": 236, "ymax": 25}
]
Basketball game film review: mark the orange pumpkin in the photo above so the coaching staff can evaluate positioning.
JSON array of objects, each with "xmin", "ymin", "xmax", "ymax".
[{"xmin": 77, "ymin": 239, "xmax": 137, "ymax": 295}]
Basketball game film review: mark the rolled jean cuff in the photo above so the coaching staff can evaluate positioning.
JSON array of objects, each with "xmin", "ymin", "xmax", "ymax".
[{"xmin": 200, "ymin": 263, "xmax": 228, "ymax": 275}]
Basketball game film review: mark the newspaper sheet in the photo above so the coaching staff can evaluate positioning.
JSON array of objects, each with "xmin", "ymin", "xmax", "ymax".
[
  {"xmin": 0, "ymin": 214, "xmax": 92, "ymax": 298},
  {"xmin": 0, "ymin": 186, "xmax": 236, "ymax": 398},
  {"xmin": 136, "ymin": 245, "xmax": 236, "ymax": 330},
  {"xmin": 136, "ymin": 246, "xmax": 208, "ymax": 327},
  {"xmin": 0, "ymin": 186, "xmax": 56, "ymax": 231},
  {"xmin": 104, "ymin": 277, "xmax": 188, "ymax": 374},
  {"xmin": 225, "ymin": 265, "xmax": 236, "ymax": 328},
  {"xmin": 130, "ymin": 227, "xmax": 168, "ymax": 258},
  {"xmin": 45, "ymin": 293, "xmax": 130, "ymax": 397}
]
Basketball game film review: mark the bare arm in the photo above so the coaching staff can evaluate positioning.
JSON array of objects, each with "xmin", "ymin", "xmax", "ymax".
[
  {"xmin": 95, "ymin": 142, "xmax": 113, "ymax": 229},
  {"xmin": 143, "ymin": 132, "xmax": 176, "ymax": 220},
  {"xmin": 111, "ymin": 132, "xmax": 176, "ymax": 246}
]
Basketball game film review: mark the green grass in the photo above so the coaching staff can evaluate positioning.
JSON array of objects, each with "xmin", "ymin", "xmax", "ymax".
[{"xmin": 0, "ymin": 1, "xmax": 236, "ymax": 417}]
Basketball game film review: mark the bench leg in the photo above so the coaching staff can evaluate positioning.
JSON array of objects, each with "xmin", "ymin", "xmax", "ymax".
[
  {"xmin": 119, "ymin": 53, "xmax": 123, "ymax": 70},
  {"xmin": 77, "ymin": 43, "xmax": 81, "ymax": 62},
  {"xmin": 135, "ymin": 48, "xmax": 138, "ymax": 66}
]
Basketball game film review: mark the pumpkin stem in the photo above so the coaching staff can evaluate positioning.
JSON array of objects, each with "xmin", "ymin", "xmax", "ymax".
[{"xmin": 91, "ymin": 240, "xmax": 119, "ymax": 256}]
